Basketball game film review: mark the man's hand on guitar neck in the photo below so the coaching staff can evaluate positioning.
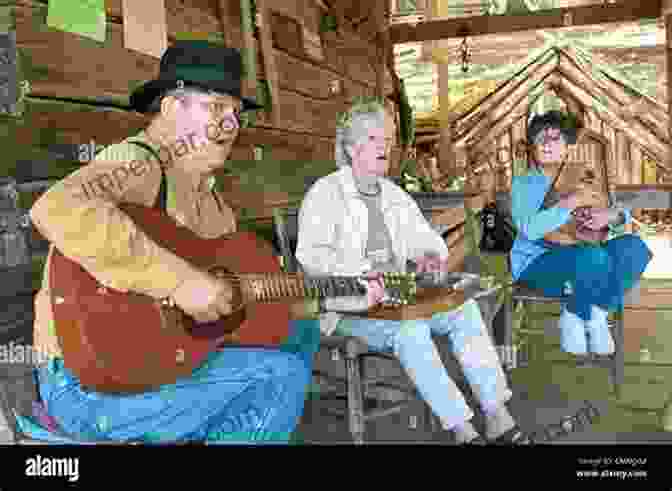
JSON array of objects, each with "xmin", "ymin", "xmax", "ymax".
[
  {"xmin": 414, "ymin": 254, "xmax": 449, "ymax": 273},
  {"xmin": 170, "ymin": 270, "xmax": 234, "ymax": 323},
  {"xmin": 361, "ymin": 271, "xmax": 386, "ymax": 307}
]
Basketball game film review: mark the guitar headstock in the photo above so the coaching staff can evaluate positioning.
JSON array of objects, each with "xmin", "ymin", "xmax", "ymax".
[{"xmin": 380, "ymin": 272, "xmax": 418, "ymax": 306}]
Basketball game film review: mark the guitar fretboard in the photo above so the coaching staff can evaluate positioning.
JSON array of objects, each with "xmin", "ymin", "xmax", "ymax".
[{"xmin": 244, "ymin": 275, "xmax": 367, "ymax": 302}]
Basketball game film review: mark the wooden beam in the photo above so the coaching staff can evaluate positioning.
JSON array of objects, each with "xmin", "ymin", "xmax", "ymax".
[
  {"xmin": 374, "ymin": 0, "xmax": 387, "ymax": 98},
  {"xmin": 239, "ymin": 0, "xmax": 257, "ymax": 99},
  {"xmin": 437, "ymin": 61, "xmax": 457, "ymax": 180},
  {"xmin": 216, "ymin": 0, "xmax": 236, "ymax": 46},
  {"xmin": 420, "ymin": 0, "xmax": 434, "ymax": 61},
  {"xmin": 257, "ymin": 1, "xmax": 281, "ymax": 126},
  {"xmin": 666, "ymin": 7, "xmax": 672, "ymax": 171},
  {"xmin": 312, "ymin": 0, "xmax": 330, "ymax": 12},
  {"xmin": 390, "ymin": 2, "xmax": 662, "ymax": 43},
  {"xmin": 121, "ymin": 0, "xmax": 168, "ymax": 58}
]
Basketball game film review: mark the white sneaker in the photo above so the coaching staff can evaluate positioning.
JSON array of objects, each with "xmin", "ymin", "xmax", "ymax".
[
  {"xmin": 586, "ymin": 306, "xmax": 615, "ymax": 355},
  {"xmin": 559, "ymin": 307, "xmax": 588, "ymax": 355}
]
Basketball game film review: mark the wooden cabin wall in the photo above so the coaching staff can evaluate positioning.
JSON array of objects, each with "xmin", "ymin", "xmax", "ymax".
[{"xmin": 7, "ymin": 0, "xmax": 395, "ymax": 221}]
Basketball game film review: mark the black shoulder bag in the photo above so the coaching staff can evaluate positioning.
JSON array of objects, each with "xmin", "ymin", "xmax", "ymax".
[{"xmin": 478, "ymin": 161, "xmax": 567, "ymax": 254}]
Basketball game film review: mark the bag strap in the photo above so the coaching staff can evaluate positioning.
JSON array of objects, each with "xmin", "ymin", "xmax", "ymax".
[
  {"xmin": 539, "ymin": 159, "xmax": 568, "ymax": 211},
  {"xmin": 127, "ymin": 140, "xmax": 167, "ymax": 212}
]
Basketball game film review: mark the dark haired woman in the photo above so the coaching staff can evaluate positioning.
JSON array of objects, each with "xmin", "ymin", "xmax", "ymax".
[{"xmin": 510, "ymin": 111, "xmax": 652, "ymax": 357}]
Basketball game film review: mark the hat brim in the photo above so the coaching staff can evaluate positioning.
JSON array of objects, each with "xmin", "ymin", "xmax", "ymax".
[{"xmin": 129, "ymin": 78, "xmax": 263, "ymax": 114}]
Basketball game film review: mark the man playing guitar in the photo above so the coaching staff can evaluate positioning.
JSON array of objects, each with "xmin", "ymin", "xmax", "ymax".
[{"xmin": 23, "ymin": 42, "xmax": 318, "ymax": 444}]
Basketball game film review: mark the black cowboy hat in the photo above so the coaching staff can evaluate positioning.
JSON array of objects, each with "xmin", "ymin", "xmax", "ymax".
[{"xmin": 129, "ymin": 40, "xmax": 262, "ymax": 113}]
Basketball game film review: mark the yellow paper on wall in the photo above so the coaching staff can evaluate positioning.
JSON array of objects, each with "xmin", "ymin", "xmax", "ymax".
[{"xmin": 121, "ymin": 0, "xmax": 168, "ymax": 58}]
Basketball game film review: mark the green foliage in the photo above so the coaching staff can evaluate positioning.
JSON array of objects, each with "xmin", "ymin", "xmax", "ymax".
[
  {"xmin": 398, "ymin": 79, "xmax": 415, "ymax": 147},
  {"xmin": 319, "ymin": 14, "xmax": 338, "ymax": 33},
  {"xmin": 398, "ymin": 159, "xmax": 432, "ymax": 192},
  {"xmin": 397, "ymin": 0, "xmax": 417, "ymax": 13},
  {"xmin": 257, "ymin": 79, "xmax": 272, "ymax": 112}
]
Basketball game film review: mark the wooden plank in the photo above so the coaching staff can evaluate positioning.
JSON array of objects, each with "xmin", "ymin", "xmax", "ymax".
[
  {"xmin": 255, "ymin": 89, "xmax": 346, "ymax": 137},
  {"xmin": 22, "ymin": 0, "xmax": 239, "ymax": 45},
  {"xmin": 622, "ymin": 309, "xmax": 661, "ymax": 354},
  {"xmin": 216, "ymin": 0, "xmax": 237, "ymax": 47},
  {"xmin": 322, "ymin": 28, "xmax": 392, "ymax": 91},
  {"xmin": 444, "ymin": 231, "xmax": 466, "ymax": 273},
  {"xmin": 667, "ymin": 13, "xmax": 672, "ymax": 171},
  {"xmin": 16, "ymin": 5, "xmax": 162, "ymax": 106},
  {"xmin": 2, "ymin": 95, "xmax": 339, "ymax": 175},
  {"xmin": 121, "ymin": 0, "xmax": 168, "ymax": 58},
  {"xmin": 437, "ymin": 61, "xmax": 456, "ymax": 179},
  {"xmin": 389, "ymin": 2, "xmax": 663, "ymax": 43},
  {"xmin": 258, "ymin": 1, "xmax": 282, "ymax": 126},
  {"xmin": 0, "ymin": 31, "xmax": 19, "ymax": 115},
  {"xmin": 17, "ymin": 4, "xmax": 383, "ymax": 107},
  {"xmin": 614, "ymin": 184, "xmax": 672, "ymax": 209}
]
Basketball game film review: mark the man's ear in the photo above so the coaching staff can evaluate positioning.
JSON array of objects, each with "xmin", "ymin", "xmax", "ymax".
[
  {"xmin": 345, "ymin": 143, "xmax": 358, "ymax": 161},
  {"xmin": 160, "ymin": 95, "xmax": 180, "ymax": 120}
]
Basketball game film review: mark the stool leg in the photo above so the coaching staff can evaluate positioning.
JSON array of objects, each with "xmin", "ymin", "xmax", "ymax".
[
  {"xmin": 345, "ymin": 352, "xmax": 365, "ymax": 444},
  {"xmin": 610, "ymin": 311, "xmax": 625, "ymax": 399},
  {"xmin": 424, "ymin": 402, "xmax": 437, "ymax": 435},
  {"xmin": 493, "ymin": 296, "xmax": 514, "ymax": 372}
]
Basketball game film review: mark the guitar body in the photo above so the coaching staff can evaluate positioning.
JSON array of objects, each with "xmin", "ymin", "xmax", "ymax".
[{"xmin": 49, "ymin": 202, "xmax": 292, "ymax": 394}]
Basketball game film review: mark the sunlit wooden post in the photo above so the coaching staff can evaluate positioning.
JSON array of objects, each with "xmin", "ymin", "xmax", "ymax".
[
  {"xmin": 666, "ymin": 0, "xmax": 672, "ymax": 172},
  {"xmin": 437, "ymin": 61, "xmax": 457, "ymax": 184}
]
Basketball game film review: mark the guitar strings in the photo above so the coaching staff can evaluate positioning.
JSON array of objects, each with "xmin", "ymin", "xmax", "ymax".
[
  {"xmin": 202, "ymin": 273, "xmax": 405, "ymax": 283},
  {"xmin": 200, "ymin": 274, "xmax": 520, "ymax": 295}
]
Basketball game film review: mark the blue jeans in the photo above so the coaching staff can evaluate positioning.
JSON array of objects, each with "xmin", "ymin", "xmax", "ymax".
[
  {"xmin": 336, "ymin": 299, "xmax": 512, "ymax": 430},
  {"xmin": 18, "ymin": 320, "xmax": 320, "ymax": 445},
  {"xmin": 518, "ymin": 234, "xmax": 652, "ymax": 352}
]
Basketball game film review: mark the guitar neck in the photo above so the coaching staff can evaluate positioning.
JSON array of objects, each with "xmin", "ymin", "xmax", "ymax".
[{"xmin": 242, "ymin": 274, "xmax": 366, "ymax": 303}]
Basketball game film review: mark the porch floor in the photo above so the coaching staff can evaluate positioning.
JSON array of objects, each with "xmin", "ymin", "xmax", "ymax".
[{"xmin": 297, "ymin": 279, "xmax": 672, "ymax": 444}]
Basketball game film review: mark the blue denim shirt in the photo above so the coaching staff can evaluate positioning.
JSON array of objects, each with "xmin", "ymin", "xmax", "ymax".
[{"xmin": 509, "ymin": 167, "xmax": 632, "ymax": 281}]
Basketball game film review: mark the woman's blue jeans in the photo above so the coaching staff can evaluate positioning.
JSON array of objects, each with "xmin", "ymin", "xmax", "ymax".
[{"xmin": 518, "ymin": 234, "xmax": 652, "ymax": 352}]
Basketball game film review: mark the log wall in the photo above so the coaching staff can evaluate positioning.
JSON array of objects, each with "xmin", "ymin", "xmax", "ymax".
[{"xmin": 7, "ymin": 0, "xmax": 395, "ymax": 219}]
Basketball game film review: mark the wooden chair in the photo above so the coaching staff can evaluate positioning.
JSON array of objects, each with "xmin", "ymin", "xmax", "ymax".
[
  {"xmin": 272, "ymin": 207, "xmax": 442, "ymax": 443},
  {"xmin": 485, "ymin": 194, "xmax": 626, "ymax": 396}
]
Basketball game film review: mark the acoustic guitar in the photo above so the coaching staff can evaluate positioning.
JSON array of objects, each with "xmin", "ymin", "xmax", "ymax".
[{"xmin": 50, "ymin": 202, "xmax": 466, "ymax": 394}]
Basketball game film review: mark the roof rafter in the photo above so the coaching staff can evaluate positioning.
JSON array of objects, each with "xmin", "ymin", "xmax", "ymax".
[{"xmin": 389, "ymin": 1, "xmax": 662, "ymax": 43}]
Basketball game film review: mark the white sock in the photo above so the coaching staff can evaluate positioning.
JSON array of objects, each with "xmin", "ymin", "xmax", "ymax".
[
  {"xmin": 586, "ymin": 305, "xmax": 614, "ymax": 355},
  {"xmin": 484, "ymin": 405, "xmax": 516, "ymax": 439},
  {"xmin": 590, "ymin": 305, "xmax": 608, "ymax": 323},
  {"xmin": 559, "ymin": 307, "xmax": 588, "ymax": 355},
  {"xmin": 452, "ymin": 421, "xmax": 480, "ymax": 443}
]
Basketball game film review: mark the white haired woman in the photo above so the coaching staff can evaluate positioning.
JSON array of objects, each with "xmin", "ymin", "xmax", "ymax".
[{"xmin": 295, "ymin": 97, "xmax": 531, "ymax": 444}]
